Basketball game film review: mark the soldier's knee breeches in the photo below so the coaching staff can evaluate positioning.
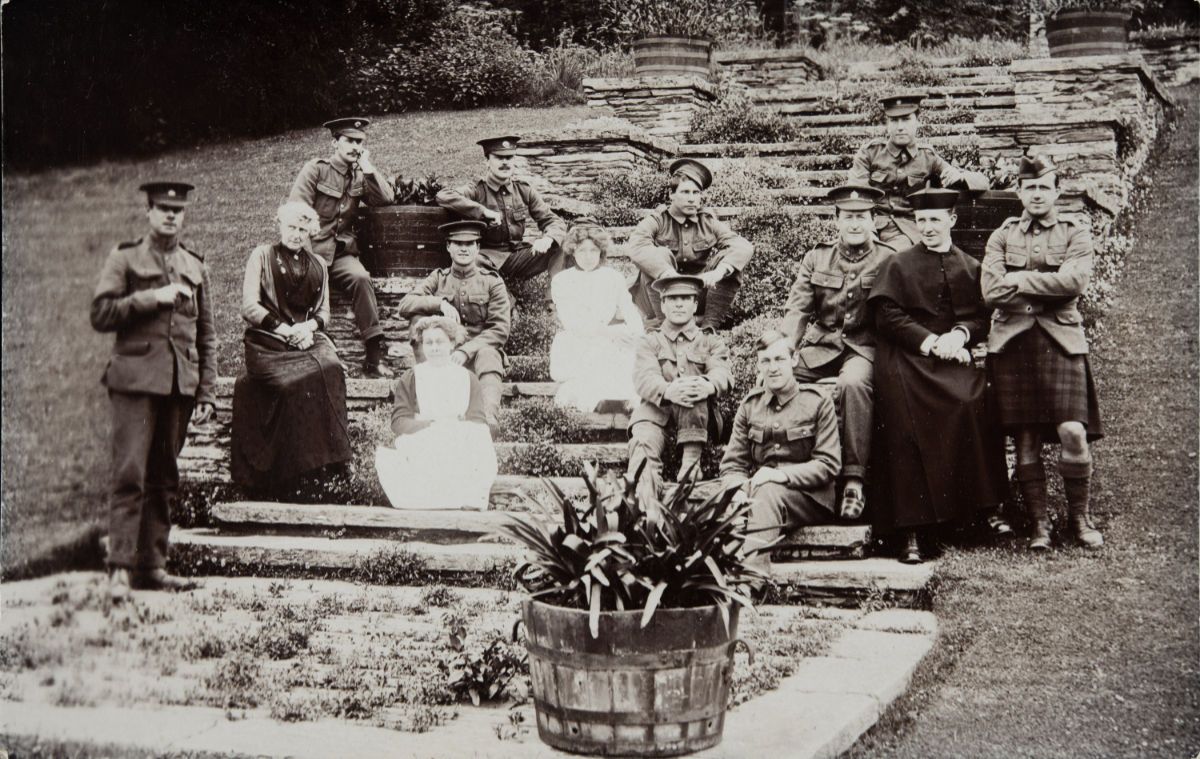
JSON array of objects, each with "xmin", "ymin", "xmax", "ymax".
[{"xmin": 470, "ymin": 347, "xmax": 506, "ymax": 378}]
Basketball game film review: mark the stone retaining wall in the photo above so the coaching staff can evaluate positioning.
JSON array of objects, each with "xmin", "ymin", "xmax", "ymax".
[
  {"xmin": 1132, "ymin": 32, "xmax": 1200, "ymax": 86},
  {"xmin": 581, "ymin": 77, "xmax": 716, "ymax": 138},
  {"xmin": 514, "ymin": 124, "xmax": 677, "ymax": 206},
  {"xmin": 713, "ymin": 49, "xmax": 823, "ymax": 89}
]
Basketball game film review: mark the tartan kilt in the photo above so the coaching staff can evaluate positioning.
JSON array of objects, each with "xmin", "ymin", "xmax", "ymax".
[{"xmin": 989, "ymin": 325, "xmax": 1103, "ymax": 441}]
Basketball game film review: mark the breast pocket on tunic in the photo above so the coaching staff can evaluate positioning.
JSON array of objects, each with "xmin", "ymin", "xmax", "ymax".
[
  {"xmin": 809, "ymin": 270, "xmax": 845, "ymax": 328},
  {"xmin": 1004, "ymin": 243, "xmax": 1029, "ymax": 270},
  {"xmin": 315, "ymin": 180, "xmax": 345, "ymax": 200},
  {"xmin": 464, "ymin": 292, "xmax": 490, "ymax": 324},
  {"xmin": 128, "ymin": 260, "xmax": 166, "ymax": 293},
  {"xmin": 785, "ymin": 424, "xmax": 816, "ymax": 460},
  {"xmin": 1045, "ymin": 243, "xmax": 1068, "ymax": 268},
  {"xmin": 684, "ymin": 346, "xmax": 711, "ymax": 374},
  {"xmin": 693, "ymin": 233, "xmax": 718, "ymax": 261},
  {"xmin": 175, "ymin": 269, "xmax": 203, "ymax": 318},
  {"xmin": 748, "ymin": 426, "xmax": 767, "ymax": 460}
]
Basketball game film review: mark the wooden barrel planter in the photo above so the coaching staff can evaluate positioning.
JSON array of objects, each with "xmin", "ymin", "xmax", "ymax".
[
  {"xmin": 1046, "ymin": 11, "xmax": 1131, "ymax": 58},
  {"xmin": 356, "ymin": 205, "xmax": 452, "ymax": 277},
  {"xmin": 632, "ymin": 36, "xmax": 713, "ymax": 78},
  {"xmin": 521, "ymin": 599, "xmax": 741, "ymax": 757},
  {"xmin": 955, "ymin": 190, "xmax": 1023, "ymax": 261}
]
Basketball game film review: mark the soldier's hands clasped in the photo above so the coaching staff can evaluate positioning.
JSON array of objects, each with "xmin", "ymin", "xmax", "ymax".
[{"xmin": 155, "ymin": 282, "xmax": 193, "ymax": 307}]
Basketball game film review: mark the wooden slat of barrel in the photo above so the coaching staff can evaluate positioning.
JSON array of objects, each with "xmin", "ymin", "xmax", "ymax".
[
  {"xmin": 358, "ymin": 206, "xmax": 452, "ymax": 277},
  {"xmin": 1046, "ymin": 11, "xmax": 1130, "ymax": 58},
  {"xmin": 632, "ymin": 36, "xmax": 712, "ymax": 78},
  {"xmin": 522, "ymin": 599, "xmax": 736, "ymax": 757},
  {"xmin": 954, "ymin": 190, "xmax": 1022, "ymax": 260}
]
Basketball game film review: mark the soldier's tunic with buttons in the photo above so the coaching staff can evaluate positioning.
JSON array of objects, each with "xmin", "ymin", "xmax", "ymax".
[
  {"xmin": 435, "ymin": 177, "xmax": 567, "ymax": 274},
  {"xmin": 630, "ymin": 322, "xmax": 731, "ymax": 440},
  {"xmin": 627, "ymin": 205, "xmax": 754, "ymax": 327},
  {"xmin": 847, "ymin": 139, "xmax": 988, "ymax": 244},
  {"xmin": 289, "ymin": 155, "xmax": 395, "ymax": 263},
  {"xmin": 781, "ymin": 238, "xmax": 897, "ymax": 368},
  {"xmin": 865, "ymin": 243, "xmax": 1007, "ymax": 530},
  {"xmin": 719, "ymin": 383, "xmax": 841, "ymax": 512},
  {"xmin": 981, "ymin": 210, "xmax": 1103, "ymax": 438},
  {"xmin": 397, "ymin": 264, "xmax": 511, "ymax": 376},
  {"xmin": 91, "ymin": 237, "xmax": 218, "ymax": 569}
]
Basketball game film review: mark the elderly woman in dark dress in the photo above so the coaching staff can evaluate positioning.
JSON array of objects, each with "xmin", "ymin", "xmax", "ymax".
[
  {"xmin": 866, "ymin": 188, "xmax": 1012, "ymax": 563},
  {"xmin": 231, "ymin": 201, "xmax": 350, "ymax": 492}
]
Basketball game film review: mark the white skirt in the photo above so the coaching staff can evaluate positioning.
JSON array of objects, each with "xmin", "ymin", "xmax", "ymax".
[{"xmin": 375, "ymin": 421, "xmax": 498, "ymax": 510}]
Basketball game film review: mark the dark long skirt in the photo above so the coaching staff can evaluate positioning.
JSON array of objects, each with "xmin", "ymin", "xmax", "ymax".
[
  {"xmin": 231, "ymin": 330, "xmax": 351, "ymax": 491},
  {"xmin": 988, "ymin": 325, "xmax": 1104, "ymax": 442},
  {"xmin": 869, "ymin": 344, "xmax": 1007, "ymax": 531}
]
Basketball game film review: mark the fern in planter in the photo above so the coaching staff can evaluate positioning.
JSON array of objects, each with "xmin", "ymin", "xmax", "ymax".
[
  {"xmin": 391, "ymin": 174, "xmax": 445, "ymax": 206},
  {"xmin": 498, "ymin": 462, "xmax": 764, "ymax": 638}
]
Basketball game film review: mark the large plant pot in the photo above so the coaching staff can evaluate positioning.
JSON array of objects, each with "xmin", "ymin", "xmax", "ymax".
[
  {"xmin": 955, "ymin": 190, "xmax": 1023, "ymax": 261},
  {"xmin": 356, "ymin": 205, "xmax": 452, "ymax": 277},
  {"xmin": 521, "ymin": 599, "xmax": 740, "ymax": 757},
  {"xmin": 1046, "ymin": 10, "xmax": 1131, "ymax": 58},
  {"xmin": 632, "ymin": 36, "xmax": 713, "ymax": 78}
]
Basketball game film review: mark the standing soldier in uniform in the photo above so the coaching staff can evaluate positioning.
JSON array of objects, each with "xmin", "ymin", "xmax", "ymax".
[
  {"xmin": 91, "ymin": 182, "xmax": 216, "ymax": 601},
  {"xmin": 780, "ymin": 184, "xmax": 896, "ymax": 520},
  {"xmin": 397, "ymin": 220, "xmax": 512, "ymax": 429},
  {"xmin": 289, "ymin": 117, "xmax": 396, "ymax": 378},
  {"xmin": 627, "ymin": 275, "xmax": 731, "ymax": 514},
  {"xmin": 627, "ymin": 159, "xmax": 754, "ymax": 331},
  {"xmin": 981, "ymin": 155, "xmax": 1105, "ymax": 551},
  {"xmin": 848, "ymin": 93, "xmax": 989, "ymax": 249},
  {"xmin": 436, "ymin": 136, "xmax": 567, "ymax": 287}
]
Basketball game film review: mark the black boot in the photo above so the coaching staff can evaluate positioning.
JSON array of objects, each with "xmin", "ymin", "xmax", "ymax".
[
  {"xmin": 1016, "ymin": 461, "xmax": 1051, "ymax": 551},
  {"xmin": 1061, "ymin": 460, "xmax": 1102, "ymax": 549},
  {"xmin": 363, "ymin": 336, "xmax": 394, "ymax": 379},
  {"xmin": 899, "ymin": 530, "xmax": 922, "ymax": 564}
]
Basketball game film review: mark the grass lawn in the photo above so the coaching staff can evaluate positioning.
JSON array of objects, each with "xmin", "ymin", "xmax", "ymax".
[
  {"xmin": 0, "ymin": 105, "xmax": 593, "ymax": 574},
  {"xmin": 845, "ymin": 85, "xmax": 1200, "ymax": 758}
]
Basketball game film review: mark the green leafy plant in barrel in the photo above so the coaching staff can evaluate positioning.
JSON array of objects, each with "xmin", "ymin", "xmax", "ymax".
[
  {"xmin": 498, "ymin": 461, "xmax": 765, "ymax": 638},
  {"xmin": 391, "ymin": 174, "xmax": 445, "ymax": 206}
]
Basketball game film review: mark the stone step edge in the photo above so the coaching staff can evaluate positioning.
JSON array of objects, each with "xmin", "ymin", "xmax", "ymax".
[
  {"xmin": 170, "ymin": 530, "xmax": 929, "ymax": 601},
  {"xmin": 210, "ymin": 499, "xmax": 873, "ymax": 550}
]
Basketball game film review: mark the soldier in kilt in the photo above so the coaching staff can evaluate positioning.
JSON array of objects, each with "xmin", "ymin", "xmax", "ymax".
[{"xmin": 981, "ymin": 156, "xmax": 1104, "ymax": 551}]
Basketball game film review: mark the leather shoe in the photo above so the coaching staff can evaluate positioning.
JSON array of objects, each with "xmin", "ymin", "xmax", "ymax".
[
  {"xmin": 362, "ymin": 362, "xmax": 394, "ymax": 379},
  {"xmin": 986, "ymin": 513, "xmax": 1014, "ymax": 536},
  {"xmin": 131, "ymin": 568, "xmax": 201, "ymax": 592},
  {"xmin": 109, "ymin": 568, "xmax": 132, "ymax": 602},
  {"xmin": 839, "ymin": 484, "xmax": 866, "ymax": 521},
  {"xmin": 1028, "ymin": 518, "xmax": 1052, "ymax": 551},
  {"xmin": 898, "ymin": 531, "xmax": 922, "ymax": 564},
  {"xmin": 1071, "ymin": 517, "xmax": 1104, "ymax": 549}
]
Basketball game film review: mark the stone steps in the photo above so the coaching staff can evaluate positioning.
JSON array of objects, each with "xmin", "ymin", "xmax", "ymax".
[
  {"xmin": 496, "ymin": 441, "xmax": 627, "ymax": 465},
  {"xmin": 207, "ymin": 500, "xmax": 874, "ymax": 560},
  {"xmin": 681, "ymin": 131, "xmax": 978, "ymax": 158},
  {"xmin": 170, "ymin": 528, "xmax": 926, "ymax": 606},
  {"xmin": 753, "ymin": 82, "xmax": 1015, "ymax": 105}
]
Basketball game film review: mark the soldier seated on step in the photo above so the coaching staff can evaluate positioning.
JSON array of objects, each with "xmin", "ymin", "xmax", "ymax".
[
  {"xmin": 627, "ymin": 159, "xmax": 754, "ymax": 332},
  {"xmin": 847, "ymin": 92, "xmax": 989, "ymax": 250},
  {"xmin": 627, "ymin": 275, "xmax": 731, "ymax": 517},
  {"xmin": 719, "ymin": 329, "xmax": 841, "ymax": 575},
  {"xmin": 436, "ymin": 136, "xmax": 567, "ymax": 290},
  {"xmin": 288, "ymin": 117, "xmax": 396, "ymax": 378},
  {"xmin": 397, "ymin": 220, "xmax": 511, "ymax": 430},
  {"xmin": 780, "ymin": 184, "xmax": 897, "ymax": 522}
]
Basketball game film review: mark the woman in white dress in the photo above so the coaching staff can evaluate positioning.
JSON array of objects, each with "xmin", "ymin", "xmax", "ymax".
[
  {"xmin": 375, "ymin": 316, "xmax": 498, "ymax": 509},
  {"xmin": 550, "ymin": 223, "xmax": 644, "ymax": 412}
]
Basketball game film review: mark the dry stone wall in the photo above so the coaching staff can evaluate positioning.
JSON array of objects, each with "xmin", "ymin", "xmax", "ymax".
[
  {"xmin": 582, "ymin": 77, "xmax": 717, "ymax": 138},
  {"xmin": 1132, "ymin": 33, "xmax": 1200, "ymax": 86}
]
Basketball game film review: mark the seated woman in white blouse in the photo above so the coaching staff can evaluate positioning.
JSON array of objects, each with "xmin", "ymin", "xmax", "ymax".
[
  {"xmin": 375, "ymin": 316, "xmax": 497, "ymax": 509},
  {"xmin": 550, "ymin": 222, "xmax": 644, "ymax": 412}
]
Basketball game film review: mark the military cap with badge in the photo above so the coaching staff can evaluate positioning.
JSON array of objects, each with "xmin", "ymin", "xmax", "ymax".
[
  {"xmin": 667, "ymin": 158, "xmax": 713, "ymax": 192},
  {"xmin": 324, "ymin": 117, "xmax": 371, "ymax": 139},
  {"xmin": 140, "ymin": 181, "xmax": 195, "ymax": 207}
]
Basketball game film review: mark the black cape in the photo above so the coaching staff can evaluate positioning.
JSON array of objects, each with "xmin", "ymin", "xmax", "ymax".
[{"xmin": 865, "ymin": 243, "xmax": 1007, "ymax": 530}]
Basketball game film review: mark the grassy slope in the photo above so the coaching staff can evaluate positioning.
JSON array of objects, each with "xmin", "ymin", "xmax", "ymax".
[
  {"xmin": 0, "ymin": 105, "xmax": 593, "ymax": 572},
  {"xmin": 846, "ymin": 85, "xmax": 1200, "ymax": 758}
]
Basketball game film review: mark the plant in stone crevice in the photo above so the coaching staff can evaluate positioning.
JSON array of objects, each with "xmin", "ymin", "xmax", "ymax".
[
  {"xmin": 438, "ymin": 620, "xmax": 527, "ymax": 706},
  {"xmin": 499, "ymin": 463, "xmax": 764, "ymax": 638}
]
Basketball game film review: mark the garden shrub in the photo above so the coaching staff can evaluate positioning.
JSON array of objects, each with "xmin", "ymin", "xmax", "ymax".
[
  {"xmin": 496, "ymin": 440, "xmax": 583, "ymax": 477},
  {"xmin": 352, "ymin": 544, "xmax": 432, "ymax": 586},
  {"xmin": 507, "ymin": 354, "xmax": 550, "ymax": 382},
  {"xmin": 354, "ymin": 5, "xmax": 533, "ymax": 112},
  {"xmin": 507, "ymin": 305, "xmax": 558, "ymax": 357},
  {"xmin": 688, "ymin": 87, "xmax": 802, "ymax": 145},
  {"xmin": 496, "ymin": 398, "xmax": 588, "ymax": 443},
  {"xmin": 727, "ymin": 208, "xmax": 835, "ymax": 324},
  {"xmin": 702, "ymin": 160, "xmax": 784, "ymax": 209},
  {"xmin": 591, "ymin": 166, "xmax": 670, "ymax": 226}
]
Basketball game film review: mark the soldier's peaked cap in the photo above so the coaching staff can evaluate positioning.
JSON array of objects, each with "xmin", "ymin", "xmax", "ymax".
[
  {"xmin": 906, "ymin": 187, "xmax": 959, "ymax": 211},
  {"xmin": 324, "ymin": 117, "xmax": 370, "ymax": 139},
  {"xmin": 1017, "ymin": 155, "xmax": 1056, "ymax": 180},
  {"xmin": 440, "ymin": 220, "xmax": 487, "ymax": 242},
  {"xmin": 668, "ymin": 158, "xmax": 713, "ymax": 191},
  {"xmin": 651, "ymin": 274, "xmax": 705, "ymax": 297},
  {"xmin": 828, "ymin": 183, "xmax": 883, "ymax": 211},
  {"xmin": 139, "ymin": 181, "xmax": 194, "ymax": 207},
  {"xmin": 478, "ymin": 136, "xmax": 521, "ymax": 156},
  {"xmin": 880, "ymin": 92, "xmax": 925, "ymax": 117}
]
